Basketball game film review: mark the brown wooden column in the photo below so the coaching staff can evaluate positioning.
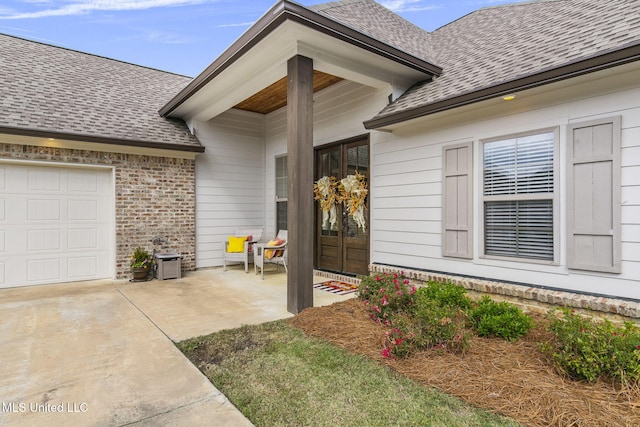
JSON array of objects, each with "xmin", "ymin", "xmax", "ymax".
[{"xmin": 287, "ymin": 54, "xmax": 314, "ymax": 314}]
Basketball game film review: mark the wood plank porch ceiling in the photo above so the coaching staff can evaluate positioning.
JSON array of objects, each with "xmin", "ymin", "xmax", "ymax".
[{"xmin": 233, "ymin": 70, "xmax": 343, "ymax": 114}]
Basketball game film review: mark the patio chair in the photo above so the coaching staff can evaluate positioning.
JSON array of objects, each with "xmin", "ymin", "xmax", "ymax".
[
  {"xmin": 223, "ymin": 228, "xmax": 263, "ymax": 273},
  {"xmin": 254, "ymin": 230, "xmax": 287, "ymax": 279}
]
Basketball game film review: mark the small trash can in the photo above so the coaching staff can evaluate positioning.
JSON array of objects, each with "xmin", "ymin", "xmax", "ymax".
[{"xmin": 155, "ymin": 253, "xmax": 181, "ymax": 280}]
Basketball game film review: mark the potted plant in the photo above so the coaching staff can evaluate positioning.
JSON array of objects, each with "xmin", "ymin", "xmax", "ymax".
[{"xmin": 130, "ymin": 247, "xmax": 153, "ymax": 281}]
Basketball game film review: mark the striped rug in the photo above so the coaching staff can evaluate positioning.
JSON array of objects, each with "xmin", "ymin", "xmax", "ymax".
[{"xmin": 313, "ymin": 280, "xmax": 359, "ymax": 295}]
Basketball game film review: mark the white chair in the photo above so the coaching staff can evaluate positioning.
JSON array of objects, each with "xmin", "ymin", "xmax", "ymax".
[
  {"xmin": 254, "ymin": 230, "xmax": 287, "ymax": 279},
  {"xmin": 223, "ymin": 228, "xmax": 263, "ymax": 273}
]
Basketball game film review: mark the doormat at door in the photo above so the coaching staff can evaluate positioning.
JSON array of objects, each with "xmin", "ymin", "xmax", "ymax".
[{"xmin": 313, "ymin": 280, "xmax": 359, "ymax": 295}]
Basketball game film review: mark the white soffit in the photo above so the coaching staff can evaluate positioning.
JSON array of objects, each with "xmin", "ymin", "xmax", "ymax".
[{"xmin": 170, "ymin": 20, "xmax": 431, "ymax": 122}]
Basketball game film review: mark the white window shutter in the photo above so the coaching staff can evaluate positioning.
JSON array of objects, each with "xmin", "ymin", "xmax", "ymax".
[
  {"xmin": 443, "ymin": 142, "xmax": 473, "ymax": 258},
  {"xmin": 567, "ymin": 117, "xmax": 621, "ymax": 273}
]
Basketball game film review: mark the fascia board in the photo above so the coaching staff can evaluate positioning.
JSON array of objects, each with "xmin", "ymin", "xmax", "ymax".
[{"xmin": 0, "ymin": 129, "xmax": 201, "ymax": 158}]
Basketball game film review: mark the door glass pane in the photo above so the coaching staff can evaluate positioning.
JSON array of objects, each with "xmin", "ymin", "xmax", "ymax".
[
  {"xmin": 319, "ymin": 149, "xmax": 340, "ymax": 236},
  {"xmin": 358, "ymin": 145, "xmax": 368, "ymax": 173},
  {"xmin": 345, "ymin": 143, "xmax": 368, "ymax": 239}
]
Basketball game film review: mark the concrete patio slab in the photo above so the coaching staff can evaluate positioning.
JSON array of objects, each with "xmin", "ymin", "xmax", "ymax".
[
  {"xmin": 120, "ymin": 268, "xmax": 354, "ymax": 341},
  {"xmin": 0, "ymin": 268, "xmax": 354, "ymax": 426}
]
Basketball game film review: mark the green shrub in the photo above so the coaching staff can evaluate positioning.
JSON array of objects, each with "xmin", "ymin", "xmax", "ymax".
[
  {"xmin": 469, "ymin": 296, "xmax": 534, "ymax": 341},
  {"xmin": 382, "ymin": 288, "xmax": 472, "ymax": 358},
  {"xmin": 542, "ymin": 308, "xmax": 640, "ymax": 384},
  {"xmin": 357, "ymin": 272, "xmax": 417, "ymax": 325},
  {"xmin": 414, "ymin": 280, "xmax": 472, "ymax": 311},
  {"xmin": 382, "ymin": 307, "xmax": 472, "ymax": 358}
]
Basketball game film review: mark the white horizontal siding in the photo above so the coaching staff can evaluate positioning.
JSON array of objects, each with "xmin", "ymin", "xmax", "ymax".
[
  {"xmin": 193, "ymin": 110, "xmax": 265, "ymax": 268},
  {"xmin": 370, "ymin": 64, "xmax": 640, "ymax": 300}
]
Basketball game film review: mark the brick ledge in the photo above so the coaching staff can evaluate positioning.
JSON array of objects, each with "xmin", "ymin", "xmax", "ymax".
[{"xmin": 369, "ymin": 264, "xmax": 640, "ymax": 321}]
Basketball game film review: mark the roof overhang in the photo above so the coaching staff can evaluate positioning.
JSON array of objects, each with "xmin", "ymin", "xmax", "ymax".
[
  {"xmin": 159, "ymin": 0, "xmax": 441, "ymax": 122},
  {"xmin": 364, "ymin": 41, "xmax": 640, "ymax": 131},
  {"xmin": 0, "ymin": 125, "xmax": 205, "ymax": 154}
]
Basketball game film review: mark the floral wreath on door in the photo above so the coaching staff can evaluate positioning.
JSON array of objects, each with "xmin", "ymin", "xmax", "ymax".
[{"xmin": 314, "ymin": 171, "xmax": 368, "ymax": 232}]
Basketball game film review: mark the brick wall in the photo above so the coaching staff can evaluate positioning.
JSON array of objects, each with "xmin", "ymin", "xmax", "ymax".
[{"xmin": 0, "ymin": 143, "xmax": 196, "ymax": 279}]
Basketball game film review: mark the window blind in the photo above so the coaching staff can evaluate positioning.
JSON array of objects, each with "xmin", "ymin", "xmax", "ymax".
[
  {"xmin": 485, "ymin": 200, "xmax": 554, "ymax": 260},
  {"xmin": 484, "ymin": 133, "xmax": 554, "ymax": 196},
  {"xmin": 483, "ymin": 132, "xmax": 555, "ymax": 261}
]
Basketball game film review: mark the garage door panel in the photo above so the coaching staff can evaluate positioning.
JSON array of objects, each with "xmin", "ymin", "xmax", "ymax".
[
  {"xmin": 28, "ymin": 229, "xmax": 61, "ymax": 251},
  {"xmin": 28, "ymin": 258, "xmax": 61, "ymax": 282},
  {"xmin": 28, "ymin": 168, "xmax": 61, "ymax": 191},
  {"xmin": 68, "ymin": 228, "xmax": 98, "ymax": 249},
  {"xmin": 29, "ymin": 199, "xmax": 61, "ymax": 221},
  {"xmin": 68, "ymin": 200, "xmax": 98, "ymax": 221},
  {"xmin": 68, "ymin": 256, "xmax": 98, "ymax": 279},
  {"xmin": 0, "ymin": 163, "xmax": 114, "ymax": 288},
  {"xmin": 68, "ymin": 170, "xmax": 99, "ymax": 192}
]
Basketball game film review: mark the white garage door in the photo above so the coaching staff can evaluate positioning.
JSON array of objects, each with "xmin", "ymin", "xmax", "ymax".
[{"xmin": 0, "ymin": 163, "xmax": 114, "ymax": 288}]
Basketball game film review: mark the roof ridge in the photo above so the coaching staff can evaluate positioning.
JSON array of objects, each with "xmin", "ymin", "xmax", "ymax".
[
  {"xmin": 432, "ymin": 0, "xmax": 563, "ymax": 32},
  {"xmin": 310, "ymin": 0, "xmax": 373, "ymax": 12},
  {"xmin": 0, "ymin": 32, "xmax": 192, "ymax": 79},
  {"xmin": 309, "ymin": 0, "xmax": 435, "ymax": 62}
]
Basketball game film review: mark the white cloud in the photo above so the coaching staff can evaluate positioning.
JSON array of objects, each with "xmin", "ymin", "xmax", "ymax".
[
  {"xmin": 380, "ymin": 0, "xmax": 441, "ymax": 12},
  {"xmin": 217, "ymin": 21, "xmax": 253, "ymax": 28},
  {"xmin": 0, "ymin": 0, "xmax": 215, "ymax": 19}
]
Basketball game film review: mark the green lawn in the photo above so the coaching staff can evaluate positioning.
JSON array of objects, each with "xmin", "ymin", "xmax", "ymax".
[{"xmin": 178, "ymin": 320, "xmax": 520, "ymax": 427}]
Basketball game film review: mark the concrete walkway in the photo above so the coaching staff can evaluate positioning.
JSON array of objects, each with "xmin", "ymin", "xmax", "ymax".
[{"xmin": 0, "ymin": 268, "xmax": 354, "ymax": 426}]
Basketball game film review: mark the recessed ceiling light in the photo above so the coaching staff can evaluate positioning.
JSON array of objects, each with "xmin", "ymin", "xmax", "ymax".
[{"xmin": 502, "ymin": 94, "xmax": 517, "ymax": 101}]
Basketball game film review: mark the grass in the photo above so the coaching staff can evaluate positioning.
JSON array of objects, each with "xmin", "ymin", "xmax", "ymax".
[{"xmin": 177, "ymin": 320, "xmax": 520, "ymax": 427}]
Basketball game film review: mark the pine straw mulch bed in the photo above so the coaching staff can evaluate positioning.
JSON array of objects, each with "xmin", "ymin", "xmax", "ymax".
[{"xmin": 288, "ymin": 298, "xmax": 640, "ymax": 427}]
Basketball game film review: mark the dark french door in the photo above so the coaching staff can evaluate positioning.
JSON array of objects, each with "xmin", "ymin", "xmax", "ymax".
[{"xmin": 315, "ymin": 137, "xmax": 369, "ymax": 275}]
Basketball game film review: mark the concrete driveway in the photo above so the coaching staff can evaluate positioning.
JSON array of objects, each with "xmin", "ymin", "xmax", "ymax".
[{"xmin": 0, "ymin": 268, "xmax": 353, "ymax": 426}]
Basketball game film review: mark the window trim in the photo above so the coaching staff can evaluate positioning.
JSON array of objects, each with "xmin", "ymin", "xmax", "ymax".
[{"xmin": 479, "ymin": 127, "xmax": 560, "ymax": 265}]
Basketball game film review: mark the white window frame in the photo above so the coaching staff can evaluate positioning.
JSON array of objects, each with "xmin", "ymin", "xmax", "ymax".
[{"xmin": 479, "ymin": 127, "xmax": 560, "ymax": 265}]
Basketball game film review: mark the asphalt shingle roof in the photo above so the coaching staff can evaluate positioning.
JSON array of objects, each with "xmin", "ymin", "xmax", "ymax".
[
  {"xmin": 310, "ymin": 0, "xmax": 435, "ymax": 63},
  {"xmin": 312, "ymin": 0, "xmax": 640, "ymax": 125},
  {"xmin": 0, "ymin": 34, "xmax": 202, "ymax": 151},
  {"xmin": 382, "ymin": 0, "xmax": 640, "ymax": 117}
]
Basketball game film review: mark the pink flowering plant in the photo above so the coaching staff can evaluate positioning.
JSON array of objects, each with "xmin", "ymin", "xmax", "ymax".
[
  {"xmin": 360, "ymin": 275, "xmax": 472, "ymax": 358},
  {"xmin": 357, "ymin": 272, "xmax": 417, "ymax": 326}
]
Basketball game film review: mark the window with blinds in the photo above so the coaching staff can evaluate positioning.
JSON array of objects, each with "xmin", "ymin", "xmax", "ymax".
[
  {"xmin": 482, "ymin": 131, "xmax": 555, "ymax": 261},
  {"xmin": 275, "ymin": 155, "xmax": 287, "ymax": 231}
]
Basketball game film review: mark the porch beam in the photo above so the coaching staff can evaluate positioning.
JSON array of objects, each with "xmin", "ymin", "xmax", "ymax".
[{"xmin": 287, "ymin": 54, "xmax": 314, "ymax": 314}]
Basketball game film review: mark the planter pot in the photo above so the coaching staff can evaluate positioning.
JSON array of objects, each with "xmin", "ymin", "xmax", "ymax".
[{"xmin": 131, "ymin": 266, "xmax": 150, "ymax": 281}]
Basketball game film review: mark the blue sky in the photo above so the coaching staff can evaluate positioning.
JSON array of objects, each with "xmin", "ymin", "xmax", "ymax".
[{"xmin": 0, "ymin": 0, "xmax": 520, "ymax": 77}]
